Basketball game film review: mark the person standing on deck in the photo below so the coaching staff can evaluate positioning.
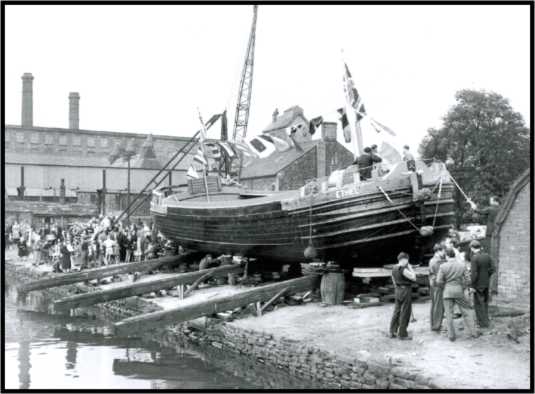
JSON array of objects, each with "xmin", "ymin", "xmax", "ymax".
[
  {"xmin": 469, "ymin": 240, "xmax": 495, "ymax": 329},
  {"xmin": 437, "ymin": 248, "xmax": 479, "ymax": 341},
  {"xmin": 429, "ymin": 243, "xmax": 446, "ymax": 332},
  {"xmin": 402, "ymin": 145, "xmax": 416, "ymax": 172},
  {"xmin": 390, "ymin": 252, "xmax": 417, "ymax": 340}
]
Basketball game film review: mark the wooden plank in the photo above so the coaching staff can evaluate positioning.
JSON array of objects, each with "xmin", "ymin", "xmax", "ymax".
[
  {"xmin": 113, "ymin": 274, "xmax": 321, "ymax": 336},
  {"xmin": 17, "ymin": 254, "xmax": 190, "ymax": 294},
  {"xmin": 53, "ymin": 263, "xmax": 244, "ymax": 312},
  {"xmin": 260, "ymin": 287, "xmax": 288, "ymax": 314}
]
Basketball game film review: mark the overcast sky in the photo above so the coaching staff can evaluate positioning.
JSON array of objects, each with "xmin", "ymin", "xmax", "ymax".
[{"xmin": 4, "ymin": 4, "xmax": 531, "ymax": 156}]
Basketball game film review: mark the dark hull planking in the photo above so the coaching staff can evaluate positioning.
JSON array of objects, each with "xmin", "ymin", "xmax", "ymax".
[{"xmin": 153, "ymin": 184, "xmax": 456, "ymax": 266}]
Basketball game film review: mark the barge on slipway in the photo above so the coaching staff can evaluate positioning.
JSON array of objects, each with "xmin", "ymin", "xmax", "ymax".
[{"xmin": 150, "ymin": 160, "xmax": 456, "ymax": 265}]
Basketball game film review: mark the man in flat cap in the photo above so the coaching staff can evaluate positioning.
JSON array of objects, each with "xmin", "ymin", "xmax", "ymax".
[{"xmin": 390, "ymin": 252, "xmax": 416, "ymax": 340}]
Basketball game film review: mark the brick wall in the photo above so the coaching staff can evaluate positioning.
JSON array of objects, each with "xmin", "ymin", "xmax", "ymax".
[{"xmin": 496, "ymin": 181, "xmax": 530, "ymax": 310}]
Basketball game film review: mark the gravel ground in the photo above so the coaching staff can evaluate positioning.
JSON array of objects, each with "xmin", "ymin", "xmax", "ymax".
[{"xmin": 232, "ymin": 301, "xmax": 531, "ymax": 389}]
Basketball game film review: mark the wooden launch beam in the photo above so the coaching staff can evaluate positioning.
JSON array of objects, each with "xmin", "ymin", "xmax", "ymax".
[
  {"xmin": 18, "ymin": 254, "xmax": 190, "ymax": 294},
  {"xmin": 53, "ymin": 263, "xmax": 244, "ymax": 312},
  {"xmin": 113, "ymin": 274, "xmax": 321, "ymax": 336}
]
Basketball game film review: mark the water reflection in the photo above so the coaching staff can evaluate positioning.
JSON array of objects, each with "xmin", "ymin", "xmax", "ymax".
[
  {"xmin": 5, "ymin": 299, "xmax": 267, "ymax": 389},
  {"xmin": 18, "ymin": 340, "xmax": 31, "ymax": 390}
]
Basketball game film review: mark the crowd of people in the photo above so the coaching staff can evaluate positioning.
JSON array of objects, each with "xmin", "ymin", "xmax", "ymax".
[
  {"xmin": 390, "ymin": 228, "xmax": 495, "ymax": 342},
  {"xmin": 5, "ymin": 216, "xmax": 178, "ymax": 273}
]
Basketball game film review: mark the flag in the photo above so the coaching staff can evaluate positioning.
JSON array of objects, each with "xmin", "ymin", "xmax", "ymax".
[
  {"xmin": 259, "ymin": 134, "xmax": 290, "ymax": 152},
  {"xmin": 309, "ymin": 116, "xmax": 323, "ymax": 136},
  {"xmin": 378, "ymin": 141, "xmax": 402, "ymax": 165},
  {"xmin": 193, "ymin": 148, "xmax": 208, "ymax": 166},
  {"xmin": 343, "ymin": 63, "xmax": 366, "ymax": 121},
  {"xmin": 218, "ymin": 141, "xmax": 237, "ymax": 159},
  {"xmin": 289, "ymin": 122, "xmax": 307, "ymax": 137},
  {"xmin": 220, "ymin": 110, "xmax": 228, "ymax": 141},
  {"xmin": 248, "ymin": 136, "xmax": 276, "ymax": 159},
  {"xmin": 369, "ymin": 117, "xmax": 397, "ymax": 136},
  {"xmin": 337, "ymin": 107, "xmax": 352, "ymax": 143},
  {"xmin": 187, "ymin": 166, "xmax": 200, "ymax": 179},
  {"xmin": 203, "ymin": 141, "xmax": 222, "ymax": 159},
  {"xmin": 289, "ymin": 133, "xmax": 304, "ymax": 152},
  {"xmin": 233, "ymin": 140, "xmax": 257, "ymax": 157}
]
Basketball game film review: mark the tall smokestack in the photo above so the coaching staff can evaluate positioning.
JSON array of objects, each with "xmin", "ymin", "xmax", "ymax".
[
  {"xmin": 69, "ymin": 92, "xmax": 80, "ymax": 129},
  {"xmin": 21, "ymin": 73, "xmax": 34, "ymax": 127}
]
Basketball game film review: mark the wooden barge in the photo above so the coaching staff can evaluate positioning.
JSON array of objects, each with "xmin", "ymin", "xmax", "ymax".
[{"xmin": 151, "ymin": 160, "xmax": 456, "ymax": 265}]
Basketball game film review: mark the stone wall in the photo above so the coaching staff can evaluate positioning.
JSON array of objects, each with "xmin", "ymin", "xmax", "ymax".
[
  {"xmin": 5, "ymin": 261, "xmax": 438, "ymax": 389},
  {"xmin": 159, "ymin": 319, "xmax": 437, "ymax": 390},
  {"xmin": 496, "ymin": 180, "xmax": 530, "ymax": 311}
]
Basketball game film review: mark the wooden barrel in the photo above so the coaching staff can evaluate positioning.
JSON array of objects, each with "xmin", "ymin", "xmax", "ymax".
[{"xmin": 320, "ymin": 272, "xmax": 346, "ymax": 305}]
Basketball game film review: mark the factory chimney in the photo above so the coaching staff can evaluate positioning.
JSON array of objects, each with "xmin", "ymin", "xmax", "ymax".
[
  {"xmin": 69, "ymin": 92, "xmax": 80, "ymax": 129},
  {"xmin": 21, "ymin": 73, "xmax": 34, "ymax": 127}
]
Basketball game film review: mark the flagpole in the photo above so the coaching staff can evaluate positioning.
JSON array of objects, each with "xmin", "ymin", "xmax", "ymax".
[
  {"xmin": 340, "ymin": 49, "xmax": 365, "ymax": 156},
  {"xmin": 197, "ymin": 108, "xmax": 211, "ymax": 203}
]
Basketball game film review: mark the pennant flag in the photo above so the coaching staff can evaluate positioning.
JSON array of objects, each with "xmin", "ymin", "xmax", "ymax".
[
  {"xmin": 233, "ymin": 140, "xmax": 257, "ymax": 157},
  {"xmin": 309, "ymin": 116, "xmax": 323, "ymax": 136},
  {"xmin": 289, "ymin": 133, "xmax": 304, "ymax": 152},
  {"xmin": 187, "ymin": 166, "xmax": 200, "ymax": 179},
  {"xmin": 259, "ymin": 135, "xmax": 290, "ymax": 152},
  {"xmin": 220, "ymin": 110, "xmax": 228, "ymax": 141},
  {"xmin": 337, "ymin": 107, "xmax": 352, "ymax": 143},
  {"xmin": 369, "ymin": 117, "xmax": 397, "ymax": 136},
  {"xmin": 203, "ymin": 141, "xmax": 222, "ymax": 159},
  {"xmin": 289, "ymin": 123, "xmax": 307, "ymax": 137},
  {"xmin": 248, "ymin": 136, "xmax": 276, "ymax": 159},
  {"xmin": 218, "ymin": 141, "xmax": 237, "ymax": 159},
  {"xmin": 193, "ymin": 148, "xmax": 208, "ymax": 166},
  {"xmin": 378, "ymin": 141, "xmax": 402, "ymax": 165},
  {"xmin": 343, "ymin": 63, "xmax": 367, "ymax": 121}
]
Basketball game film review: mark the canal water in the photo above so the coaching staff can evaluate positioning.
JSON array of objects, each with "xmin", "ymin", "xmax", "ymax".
[{"xmin": 4, "ymin": 299, "xmax": 263, "ymax": 390}]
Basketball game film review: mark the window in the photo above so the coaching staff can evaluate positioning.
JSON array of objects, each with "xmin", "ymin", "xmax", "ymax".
[
  {"xmin": 30, "ymin": 133, "xmax": 39, "ymax": 143},
  {"xmin": 5, "ymin": 132, "xmax": 9, "ymax": 142},
  {"xmin": 59, "ymin": 135, "xmax": 68, "ymax": 145},
  {"xmin": 72, "ymin": 136, "xmax": 81, "ymax": 146},
  {"xmin": 101, "ymin": 138, "xmax": 108, "ymax": 147},
  {"xmin": 16, "ymin": 132, "xmax": 25, "ymax": 143},
  {"xmin": 44, "ymin": 134, "xmax": 54, "ymax": 145},
  {"xmin": 87, "ymin": 137, "xmax": 95, "ymax": 147}
]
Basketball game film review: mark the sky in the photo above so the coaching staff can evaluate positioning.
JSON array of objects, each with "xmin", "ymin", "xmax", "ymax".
[{"xmin": 4, "ymin": 4, "xmax": 531, "ymax": 156}]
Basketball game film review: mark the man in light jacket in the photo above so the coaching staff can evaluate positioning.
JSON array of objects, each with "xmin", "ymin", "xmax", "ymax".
[{"xmin": 437, "ymin": 248, "xmax": 479, "ymax": 341}]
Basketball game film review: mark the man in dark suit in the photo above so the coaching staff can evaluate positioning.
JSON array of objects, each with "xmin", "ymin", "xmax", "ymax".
[
  {"xmin": 437, "ymin": 248, "xmax": 479, "ymax": 341},
  {"xmin": 469, "ymin": 240, "xmax": 495, "ymax": 328},
  {"xmin": 354, "ymin": 147, "xmax": 382, "ymax": 180},
  {"xmin": 389, "ymin": 252, "xmax": 416, "ymax": 340}
]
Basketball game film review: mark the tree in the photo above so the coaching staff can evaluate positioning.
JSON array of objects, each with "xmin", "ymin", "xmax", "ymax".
[{"xmin": 419, "ymin": 89, "xmax": 530, "ymax": 226}]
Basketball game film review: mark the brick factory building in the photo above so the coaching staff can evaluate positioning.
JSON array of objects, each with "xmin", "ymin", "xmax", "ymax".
[
  {"xmin": 491, "ymin": 169, "xmax": 531, "ymax": 311},
  {"xmin": 5, "ymin": 74, "xmax": 354, "ymax": 225}
]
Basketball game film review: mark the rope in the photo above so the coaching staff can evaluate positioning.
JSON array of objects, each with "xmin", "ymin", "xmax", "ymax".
[
  {"xmin": 377, "ymin": 186, "xmax": 421, "ymax": 232},
  {"xmin": 432, "ymin": 177, "xmax": 443, "ymax": 228},
  {"xmin": 449, "ymin": 173, "xmax": 476, "ymax": 208}
]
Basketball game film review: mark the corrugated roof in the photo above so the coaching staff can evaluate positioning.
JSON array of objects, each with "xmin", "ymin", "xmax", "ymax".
[
  {"xmin": 240, "ymin": 140, "xmax": 320, "ymax": 179},
  {"xmin": 262, "ymin": 106, "xmax": 307, "ymax": 132}
]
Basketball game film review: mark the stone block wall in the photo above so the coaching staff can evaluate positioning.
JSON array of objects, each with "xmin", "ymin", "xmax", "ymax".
[
  {"xmin": 278, "ymin": 147, "xmax": 317, "ymax": 191},
  {"xmin": 496, "ymin": 180, "xmax": 530, "ymax": 311},
  {"xmin": 160, "ymin": 319, "xmax": 436, "ymax": 390}
]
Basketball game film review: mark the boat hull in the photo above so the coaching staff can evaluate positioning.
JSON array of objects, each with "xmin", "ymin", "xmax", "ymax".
[{"xmin": 152, "ymin": 184, "xmax": 456, "ymax": 266}]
